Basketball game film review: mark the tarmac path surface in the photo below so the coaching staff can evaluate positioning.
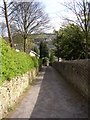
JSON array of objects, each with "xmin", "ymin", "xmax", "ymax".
[{"xmin": 7, "ymin": 66, "xmax": 88, "ymax": 119}]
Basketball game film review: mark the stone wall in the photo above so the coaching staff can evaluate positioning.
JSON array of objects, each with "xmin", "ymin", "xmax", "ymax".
[
  {"xmin": 0, "ymin": 68, "xmax": 38, "ymax": 119},
  {"xmin": 53, "ymin": 60, "xmax": 89, "ymax": 99}
]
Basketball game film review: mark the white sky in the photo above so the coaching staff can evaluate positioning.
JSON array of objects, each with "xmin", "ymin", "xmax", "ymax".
[
  {"xmin": 37, "ymin": 0, "xmax": 77, "ymax": 32},
  {"xmin": 37, "ymin": 0, "xmax": 90, "ymax": 32}
]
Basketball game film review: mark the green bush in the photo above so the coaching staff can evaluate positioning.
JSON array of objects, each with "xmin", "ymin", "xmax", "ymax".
[
  {"xmin": 31, "ymin": 56, "xmax": 39, "ymax": 67},
  {"xmin": 0, "ymin": 38, "xmax": 38, "ymax": 85},
  {"xmin": 38, "ymin": 59, "xmax": 43, "ymax": 67}
]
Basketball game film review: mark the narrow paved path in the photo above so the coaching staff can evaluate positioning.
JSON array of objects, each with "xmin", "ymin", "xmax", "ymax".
[{"xmin": 7, "ymin": 66, "xmax": 88, "ymax": 119}]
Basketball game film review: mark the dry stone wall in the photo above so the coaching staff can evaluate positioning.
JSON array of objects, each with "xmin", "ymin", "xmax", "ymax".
[
  {"xmin": 53, "ymin": 60, "xmax": 89, "ymax": 99},
  {"xmin": 0, "ymin": 68, "xmax": 38, "ymax": 119}
]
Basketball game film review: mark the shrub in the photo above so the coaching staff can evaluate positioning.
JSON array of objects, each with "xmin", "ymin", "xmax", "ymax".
[
  {"xmin": 0, "ymin": 38, "xmax": 38, "ymax": 85},
  {"xmin": 31, "ymin": 56, "xmax": 39, "ymax": 67},
  {"xmin": 38, "ymin": 59, "xmax": 43, "ymax": 67}
]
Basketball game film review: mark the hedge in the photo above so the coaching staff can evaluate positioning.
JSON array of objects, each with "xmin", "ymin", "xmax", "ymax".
[{"xmin": 0, "ymin": 38, "xmax": 39, "ymax": 86}]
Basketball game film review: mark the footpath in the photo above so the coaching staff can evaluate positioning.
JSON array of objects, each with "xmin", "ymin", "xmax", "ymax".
[{"xmin": 7, "ymin": 66, "xmax": 88, "ymax": 118}]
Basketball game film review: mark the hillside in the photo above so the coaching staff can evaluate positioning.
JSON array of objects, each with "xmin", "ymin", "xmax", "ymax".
[{"xmin": 4, "ymin": 33, "xmax": 56, "ymax": 53}]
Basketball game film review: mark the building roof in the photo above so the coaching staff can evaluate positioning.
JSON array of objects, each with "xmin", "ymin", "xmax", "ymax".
[{"xmin": 30, "ymin": 50, "xmax": 40, "ymax": 57}]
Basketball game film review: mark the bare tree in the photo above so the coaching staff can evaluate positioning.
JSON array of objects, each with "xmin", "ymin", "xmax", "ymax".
[
  {"xmin": 0, "ymin": 22, "xmax": 6, "ymax": 37},
  {"xmin": 1, "ymin": 0, "xmax": 19, "ymax": 47},
  {"xmin": 2, "ymin": 0, "xmax": 14, "ymax": 47},
  {"xmin": 12, "ymin": 1, "xmax": 50, "ymax": 52},
  {"xmin": 62, "ymin": 0, "xmax": 90, "ymax": 58}
]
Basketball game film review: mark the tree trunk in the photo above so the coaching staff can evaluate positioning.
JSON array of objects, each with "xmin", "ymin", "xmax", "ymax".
[
  {"xmin": 24, "ymin": 33, "xmax": 27, "ymax": 52},
  {"xmin": 3, "ymin": 0, "xmax": 13, "ymax": 47},
  {"xmin": 24, "ymin": 35, "xmax": 26, "ymax": 52},
  {"xmin": 83, "ymin": 0, "xmax": 88, "ymax": 59}
]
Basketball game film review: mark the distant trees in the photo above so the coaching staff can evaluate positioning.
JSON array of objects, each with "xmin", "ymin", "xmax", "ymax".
[
  {"xmin": 63, "ymin": 0, "xmax": 90, "ymax": 58},
  {"xmin": 53, "ymin": 30, "xmax": 61, "ymax": 61},
  {"xmin": 0, "ymin": 22, "xmax": 6, "ymax": 37},
  {"xmin": 39, "ymin": 41, "xmax": 49, "ymax": 59},
  {"xmin": 53, "ymin": 24, "xmax": 85, "ymax": 60},
  {"xmin": 49, "ymin": 50, "xmax": 55, "ymax": 65},
  {"xmin": 32, "ymin": 46, "xmax": 39, "ymax": 54}
]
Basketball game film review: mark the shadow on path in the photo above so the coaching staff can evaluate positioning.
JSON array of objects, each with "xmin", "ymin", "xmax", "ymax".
[{"xmin": 30, "ymin": 66, "xmax": 88, "ymax": 118}]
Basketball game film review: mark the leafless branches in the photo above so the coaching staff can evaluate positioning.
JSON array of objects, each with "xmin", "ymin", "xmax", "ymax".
[
  {"xmin": 62, "ymin": 0, "xmax": 90, "ymax": 58},
  {"xmin": 11, "ymin": 1, "xmax": 50, "ymax": 51},
  {"xmin": 13, "ymin": 2, "xmax": 49, "ymax": 34},
  {"xmin": 0, "ymin": 0, "xmax": 50, "ymax": 51},
  {"xmin": 0, "ymin": 22, "xmax": 6, "ymax": 37},
  {"xmin": 3, "ymin": 0, "xmax": 13, "ymax": 47}
]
